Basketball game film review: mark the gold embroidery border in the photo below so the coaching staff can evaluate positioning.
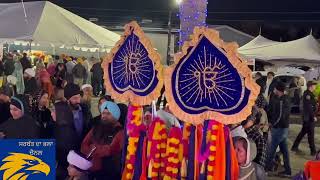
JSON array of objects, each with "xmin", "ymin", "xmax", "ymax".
[
  {"xmin": 102, "ymin": 21, "xmax": 163, "ymax": 105},
  {"xmin": 164, "ymin": 27, "xmax": 260, "ymax": 125}
]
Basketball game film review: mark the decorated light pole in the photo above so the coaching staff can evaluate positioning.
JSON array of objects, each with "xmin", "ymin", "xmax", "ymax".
[{"xmin": 178, "ymin": 0, "xmax": 208, "ymax": 45}]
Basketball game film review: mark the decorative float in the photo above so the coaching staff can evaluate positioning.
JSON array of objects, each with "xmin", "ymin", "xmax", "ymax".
[{"xmin": 103, "ymin": 22, "xmax": 259, "ymax": 180}]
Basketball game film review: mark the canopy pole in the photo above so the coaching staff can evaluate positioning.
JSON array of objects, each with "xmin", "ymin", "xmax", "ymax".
[
  {"xmin": 53, "ymin": 45, "xmax": 56, "ymax": 55},
  {"xmin": 98, "ymin": 48, "xmax": 100, "ymax": 59},
  {"xmin": 259, "ymin": 26, "xmax": 262, "ymax": 35},
  {"xmin": 29, "ymin": 40, "xmax": 32, "ymax": 53},
  {"xmin": 21, "ymin": 0, "xmax": 28, "ymax": 23}
]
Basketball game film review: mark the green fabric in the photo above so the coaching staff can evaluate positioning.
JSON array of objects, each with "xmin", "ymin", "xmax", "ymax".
[{"xmin": 13, "ymin": 61, "xmax": 25, "ymax": 94}]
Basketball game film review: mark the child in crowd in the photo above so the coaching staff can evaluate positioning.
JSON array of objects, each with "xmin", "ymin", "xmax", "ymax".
[
  {"xmin": 304, "ymin": 151, "xmax": 320, "ymax": 179},
  {"xmin": 234, "ymin": 136, "xmax": 257, "ymax": 180},
  {"xmin": 67, "ymin": 150, "xmax": 92, "ymax": 180}
]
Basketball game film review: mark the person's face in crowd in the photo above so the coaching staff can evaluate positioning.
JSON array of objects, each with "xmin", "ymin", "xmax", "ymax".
[
  {"xmin": 67, "ymin": 164, "xmax": 82, "ymax": 177},
  {"xmin": 235, "ymin": 140, "xmax": 247, "ymax": 166},
  {"xmin": 143, "ymin": 111, "xmax": 152, "ymax": 127},
  {"xmin": 255, "ymin": 74, "xmax": 261, "ymax": 80},
  {"xmin": 316, "ymin": 152, "xmax": 320, "ymax": 160},
  {"xmin": 58, "ymin": 64, "xmax": 64, "ymax": 71},
  {"xmin": 267, "ymin": 74, "xmax": 274, "ymax": 80},
  {"xmin": 98, "ymin": 99, "xmax": 107, "ymax": 113},
  {"xmin": 39, "ymin": 93, "xmax": 49, "ymax": 108},
  {"xmin": 243, "ymin": 119, "xmax": 254, "ymax": 129},
  {"xmin": 273, "ymin": 88, "xmax": 283, "ymax": 97},
  {"xmin": 23, "ymin": 73, "xmax": 31, "ymax": 80},
  {"xmin": 69, "ymin": 94, "xmax": 81, "ymax": 110},
  {"xmin": 310, "ymin": 84, "xmax": 317, "ymax": 92},
  {"xmin": 101, "ymin": 109, "xmax": 114, "ymax": 122},
  {"xmin": 164, "ymin": 105, "xmax": 172, "ymax": 114},
  {"xmin": 83, "ymin": 87, "xmax": 92, "ymax": 97},
  {"xmin": 10, "ymin": 105, "xmax": 23, "ymax": 120},
  {"xmin": 0, "ymin": 94, "xmax": 10, "ymax": 103}
]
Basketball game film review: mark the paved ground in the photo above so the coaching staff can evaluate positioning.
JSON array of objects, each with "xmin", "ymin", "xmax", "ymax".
[
  {"xmin": 91, "ymin": 98, "xmax": 318, "ymax": 179},
  {"xmin": 267, "ymin": 122, "xmax": 320, "ymax": 180}
]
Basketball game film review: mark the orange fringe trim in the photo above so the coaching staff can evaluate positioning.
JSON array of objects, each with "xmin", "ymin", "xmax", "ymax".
[
  {"xmin": 102, "ymin": 21, "xmax": 163, "ymax": 105},
  {"xmin": 164, "ymin": 27, "xmax": 260, "ymax": 125}
]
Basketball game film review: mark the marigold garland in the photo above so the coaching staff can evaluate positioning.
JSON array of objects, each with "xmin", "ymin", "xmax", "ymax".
[
  {"xmin": 163, "ymin": 127, "xmax": 183, "ymax": 180},
  {"xmin": 122, "ymin": 105, "xmax": 146, "ymax": 180},
  {"xmin": 146, "ymin": 118, "xmax": 167, "ymax": 179},
  {"xmin": 180, "ymin": 123, "xmax": 192, "ymax": 179},
  {"xmin": 206, "ymin": 121, "xmax": 220, "ymax": 180}
]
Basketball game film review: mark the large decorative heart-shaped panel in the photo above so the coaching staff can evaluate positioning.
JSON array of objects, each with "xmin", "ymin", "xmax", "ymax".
[
  {"xmin": 165, "ymin": 27, "xmax": 259, "ymax": 125},
  {"xmin": 103, "ymin": 21, "xmax": 163, "ymax": 105}
]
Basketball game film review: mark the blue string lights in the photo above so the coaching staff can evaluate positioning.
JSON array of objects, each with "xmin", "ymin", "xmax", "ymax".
[{"xmin": 178, "ymin": 0, "xmax": 208, "ymax": 45}]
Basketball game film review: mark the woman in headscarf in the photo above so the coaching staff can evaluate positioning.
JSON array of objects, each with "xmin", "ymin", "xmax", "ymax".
[
  {"xmin": 12, "ymin": 57, "xmax": 25, "ymax": 94},
  {"xmin": 81, "ymin": 101, "xmax": 124, "ymax": 180},
  {"xmin": 51, "ymin": 101, "xmax": 79, "ymax": 180},
  {"xmin": 234, "ymin": 136, "xmax": 257, "ymax": 180},
  {"xmin": 0, "ymin": 94, "xmax": 40, "ymax": 139}
]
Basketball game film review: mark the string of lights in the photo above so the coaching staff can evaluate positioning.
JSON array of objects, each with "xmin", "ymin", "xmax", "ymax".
[{"xmin": 178, "ymin": 0, "xmax": 208, "ymax": 45}]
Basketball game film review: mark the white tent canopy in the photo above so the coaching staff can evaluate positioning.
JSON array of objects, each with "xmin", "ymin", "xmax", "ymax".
[
  {"xmin": 238, "ymin": 35, "xmax": 281, "ymax": 51},
  {"xmin": 238, "ymin": 35, "xmax": 320, "ymax": 63},
  {"xmin": 0, "ymin": 1, "xmax": 120, "ymax": 48}
]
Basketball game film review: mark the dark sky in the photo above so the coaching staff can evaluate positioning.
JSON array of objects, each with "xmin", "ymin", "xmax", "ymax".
[{"xmin": 1, "ymin": 0, "xmax": 320, "ymax": 40}]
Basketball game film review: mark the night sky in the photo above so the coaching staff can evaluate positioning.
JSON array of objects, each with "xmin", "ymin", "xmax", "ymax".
[{"xmin": 1, "ymin": 0, "xmax": 320, "ymax": 40}]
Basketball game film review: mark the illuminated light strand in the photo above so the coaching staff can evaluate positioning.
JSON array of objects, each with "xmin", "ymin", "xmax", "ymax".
[{"xmin": 179, "ymin": 0, "xmax": 208, "ymax": 44}]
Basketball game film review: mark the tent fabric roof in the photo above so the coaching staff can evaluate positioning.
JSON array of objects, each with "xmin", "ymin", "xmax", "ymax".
[
  {"xmin": 238, "ymin": 35, "xmax": 281, "ymax": 51},
  {"xmin": 238, "ymin": 35, "xmax": 320, "ymax": 62},
  {"xmin": 0, "ymin": 1, "xmax": 120, "ymax": 47},
  {"xmin": 209, "ymin": 25, "xmax": 254, "ymax": 46}
]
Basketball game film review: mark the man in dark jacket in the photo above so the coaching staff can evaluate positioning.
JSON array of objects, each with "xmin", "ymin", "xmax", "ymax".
[
  {"xmin": 4, "ymin": 55, "xmax": 15, "ymax": 76},
  {"xmin": 0, "ymin": 60, "xmax": 4, "ymax": 77},
  {"xmin": 266, "ymin": 82, "xmax": 292, "ymax": 177},
  {"xmin": 24, "ymin": 68, "xmax": 38, "ymax": 96},
  {"xmin": 72, "ymin": 61, "xmax": 87, "ymax": 87},
  {"xmin": 0, "ymin": 86, "xmax": 13, "ymax": 125},
  {"xmin": 292, "ymin": 81, "xmax": 317, "ymax": 155},
  {"xmin": 64, "ymin": 83, "xmax": 92, "ymax": 143},
  {"xmin": 242, "ymin": 106, "xmax": 267, "ymax": 170},
  {"xmin": 91, "ymin": 61, "xmax": 103, "ymax": 96},
  {"xmin": 20, "ymin": 53, "xmax": 32, "ymax": 72}
]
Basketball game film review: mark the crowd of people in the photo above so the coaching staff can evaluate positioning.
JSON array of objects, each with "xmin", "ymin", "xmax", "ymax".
[
  {"xmin": 230, "ymin": 71, "xmax": 320, "ymax": 179},
  {"xmin": 0, "ymin": 51, "xmax": 319, "ymax": 179},
  {"xmin": 0, "ymin": 52, "xmax": 119, "ymax": 180}
]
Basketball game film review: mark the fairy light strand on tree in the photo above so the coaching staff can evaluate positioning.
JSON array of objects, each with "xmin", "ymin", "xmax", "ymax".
[{"xmin": 178, "ymin": 0, "xmax": 208, "ymax": 45}]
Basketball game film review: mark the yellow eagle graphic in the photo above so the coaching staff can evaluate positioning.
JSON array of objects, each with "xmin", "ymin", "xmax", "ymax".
[{"xmin": 0, "ymin": 153, "xmax": 50, "ymax": 180}]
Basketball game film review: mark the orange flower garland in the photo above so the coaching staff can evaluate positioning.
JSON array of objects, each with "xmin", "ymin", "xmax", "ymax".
[
  {"xmin": 163, "ymin": 127, "xmax": 183, "ymax": 180},
  {"xmin": 122, "ymin": 105, "xmax": 146, "ymax": 180},
  {"xmin": 180, "ymin": 123, "xmax": 192, "ymax": 179},
  {"xmin": 147, "ymin": 118, "xmax": 167, "ymax": 179},
  {"xmin": 206, "ymin": 121, "xmax": 219, "ymax": 180}
]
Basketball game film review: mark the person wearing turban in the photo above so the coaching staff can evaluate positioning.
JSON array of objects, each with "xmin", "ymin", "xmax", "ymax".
[{"xmin": 81, "ymin": 101, "xmax": 124, "ymax": 180}]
